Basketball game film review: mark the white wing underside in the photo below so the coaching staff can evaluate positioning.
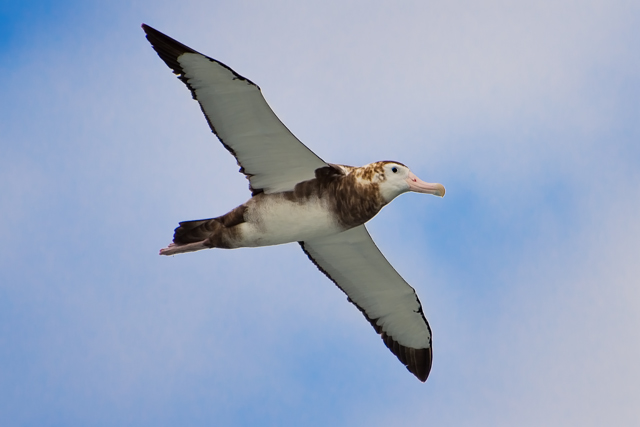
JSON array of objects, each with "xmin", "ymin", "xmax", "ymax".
[
  {"xmin": 301, "ymin": 225, "xmax": 431, "ymax": 349},
  {"xmin": 178, "ymin": 53, "xmax": 327, "ymax": 194},
  {"xmin": 301, "ymin": 226, "xmax": 432, "ymax": 380}
]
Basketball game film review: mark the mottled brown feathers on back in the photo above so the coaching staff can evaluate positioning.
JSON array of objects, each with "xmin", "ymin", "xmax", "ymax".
[
  {"xmin": 278, "ymin": 164, "xmax": 387, "ymax": 228},
  {"xmin": 353, "ymin": 162, "xmax": 384, "ymax": 181}
]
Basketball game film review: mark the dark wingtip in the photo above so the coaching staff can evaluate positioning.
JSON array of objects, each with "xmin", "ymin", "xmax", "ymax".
[
  {"xmin": 141, "ymin": 24, "xmax": 199, "ymax": 65},
  {"xmin": 381, "ymin": 332, "xmax": 432, "ymax": 382},
  {"xmin": 417, "ymin": 346, "xmax": 433, "ymax": 382},
  {"xmin": 141, "ymin": 23, "xmax": 163, "ymax": 38}
]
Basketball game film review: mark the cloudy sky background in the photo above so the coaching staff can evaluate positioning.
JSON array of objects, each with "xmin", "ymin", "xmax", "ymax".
[{"xmin": 1, "ymin": 0, "xmax": 639, "ymax": 425}]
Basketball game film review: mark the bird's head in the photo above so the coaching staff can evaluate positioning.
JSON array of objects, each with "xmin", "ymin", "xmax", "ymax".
[{"xmin": 371, "ymin": 161, "xmax": 445, "ymax": 203}]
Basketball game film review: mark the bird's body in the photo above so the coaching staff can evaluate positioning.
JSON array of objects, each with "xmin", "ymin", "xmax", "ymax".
[
  {"xmin": 143, "ymin": 24, "xmax": 445, "ymax": 382},
  {"xmin": 161, "ymin": 161, "xmax": 423, "ymax": 254}
]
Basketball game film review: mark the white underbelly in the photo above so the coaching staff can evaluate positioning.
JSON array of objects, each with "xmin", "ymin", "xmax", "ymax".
[{"xmin": 238, "ymin": 195, "xmax": 343, "ymax": 247}]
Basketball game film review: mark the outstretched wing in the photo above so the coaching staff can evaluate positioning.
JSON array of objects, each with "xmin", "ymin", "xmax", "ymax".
[
  {"xmin": 300, "ymin": 225, "xmax": 433, "ymax": 382},
  {"xmin": 142, "ymin": 24, "xmax": 327, "ymax": 195}
]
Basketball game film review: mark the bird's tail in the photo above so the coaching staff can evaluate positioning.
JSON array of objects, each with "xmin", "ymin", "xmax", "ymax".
[
  {"xmin": 159, "ymin": 205, "xmax": 247, "ymax": 255},
  {"xmin": 173, "ymin": 218, "xmax": 220, "ymax": 244},
  {"xmin": 159, "ymin": 218, "xmax": 220, "ymax": 256}
]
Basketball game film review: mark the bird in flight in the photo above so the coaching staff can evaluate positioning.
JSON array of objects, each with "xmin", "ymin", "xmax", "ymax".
[{"xmin": 142, "ymin": 24, "xmax": 445, "ymax": 382}]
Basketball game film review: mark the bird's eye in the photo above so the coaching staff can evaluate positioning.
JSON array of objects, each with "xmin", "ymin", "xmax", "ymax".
[{"xmin": 391, "ymin": 167, "xmax": 398, "ymax": 173}]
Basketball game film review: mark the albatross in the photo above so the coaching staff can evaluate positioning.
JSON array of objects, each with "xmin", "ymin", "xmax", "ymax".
[{"xmin": 143, "ymin": 24, "xmax": 445, "ymax": 382}]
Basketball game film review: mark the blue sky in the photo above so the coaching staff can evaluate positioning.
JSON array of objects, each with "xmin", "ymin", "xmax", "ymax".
[{"xmin": 1, "ymin": 0, "xmax": 639, "ymax": 425}]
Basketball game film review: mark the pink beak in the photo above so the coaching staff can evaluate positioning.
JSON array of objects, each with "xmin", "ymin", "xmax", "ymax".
[{"xmin": 406, "ymin": 172, "xmax": 445, "ymax": 197}]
